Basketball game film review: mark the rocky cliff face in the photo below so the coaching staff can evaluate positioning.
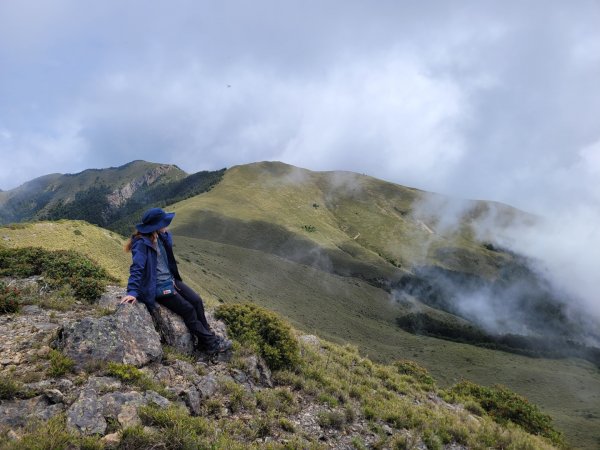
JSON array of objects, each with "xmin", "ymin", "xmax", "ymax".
[{"xmin": 105, "ymin": 165, "xmax": 177, "ymax": 209}]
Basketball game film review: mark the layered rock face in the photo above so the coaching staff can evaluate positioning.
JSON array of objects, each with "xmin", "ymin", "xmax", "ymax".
[
  {"xmin": 58, "ymin": 303, "xmax": 163, "ymax": 368},
  {"xmin": 105, "ymin": 165, "xmax": 178, "ymax": 209}
]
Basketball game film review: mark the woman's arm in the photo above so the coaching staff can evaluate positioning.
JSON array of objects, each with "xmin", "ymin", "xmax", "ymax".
[{"xmin": 126, "ymin": 239, "xmax": 148, "ymax": 300}]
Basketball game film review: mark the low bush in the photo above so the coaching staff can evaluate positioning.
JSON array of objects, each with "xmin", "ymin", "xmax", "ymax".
[
  {"xmin": 47, "ymin": 349, "xmax": 76, "ymax": 377},
  {"xmin": 278, "ymin": 417, "xmax": 296, "ymax": 433},
  {"xmin": 394, "ymin": 359, "xmax": 435, "ymax": 388},
  {"xmin": 444, "ymin": 380, "xmax": 565, "ymax": 446},
  {"xmin": 119, "ymin": 425, "xmax": 159, "ymax": 450},
  {"xmin": 0, "ymin": 377, "xmax": 22, "ymax": 400},
  {"xmin": 220, "ymin": 379, "xmax": 256, "ymax": 413},
  {"xmin": 215, "ymin": 303, "xmax": 300, "ymax": 371},
  {"xmin": 317, "ymin": 410, "xmax": 346, "ymax": 430},
  {"xmin": 1, "ymin": 414, "xmax": 103, "ymax": 450},
  {"xmin": 0, "ymin": 247, "xmax": 116, "ymax": 301},
  {"xmin": 0, "ymin": 281, "xmax": 21, "ymax": 314},
  {"xmin": 106, "ymin": 362, "xmax": 144, "ymax": 383},
  {"xmin": 255, "ymin": 388, "xmax": 297, "ymax": 414},
  {"xmin": 137, "ymin": 404, "xmax": 212, "ymax": 449},
  {"xmin": 106, "ymin": 362, "xmax": 175, "ymax": 400}
]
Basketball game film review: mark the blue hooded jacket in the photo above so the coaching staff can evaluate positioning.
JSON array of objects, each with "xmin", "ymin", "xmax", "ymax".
[{"xmin": 126, "ymin": 231, "xmax": 182, "ymax": 311}]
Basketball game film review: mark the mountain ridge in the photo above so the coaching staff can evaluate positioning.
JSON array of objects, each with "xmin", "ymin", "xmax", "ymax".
[{"xmin": 0, "ymin": 161, "xmax": 225, "ymax": 232}]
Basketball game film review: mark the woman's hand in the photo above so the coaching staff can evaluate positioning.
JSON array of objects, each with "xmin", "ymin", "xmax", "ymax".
[{"xmin": 120, "ymin": 295, "xmax": 137, "ymax": 305}]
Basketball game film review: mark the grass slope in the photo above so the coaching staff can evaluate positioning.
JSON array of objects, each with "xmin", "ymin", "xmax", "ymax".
[
  {"xmin": 3, "ymin": 162, "xmax": 598, "ymax": 447},
  {"xmin": 173, "ymin": 235, "xmax": 600, "ymax": 449},
  {"xmin": 0, "ymin": 221, "xmax": 129, "ymax": 284},
  {"xmin": 162, "ymin": 162, "xmax": 599, "ymax": 449},
  {"xmin": 169, "ymin": 161, "xmax": 522, "ymax": 278},
  {"xmin": 0, "ymin": 220, "xmax": 210, "ymax": 298}
]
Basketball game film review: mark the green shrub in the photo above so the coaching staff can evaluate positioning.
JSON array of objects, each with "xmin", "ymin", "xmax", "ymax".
[
  {"xmin": 0, "ymin": 247, "xmax": 115, "ymax": 301},
  {"xmin": 394, "ymin": 359, "xmax": 435, "ymax": 388},
  {"xmin": 215, "ymin": 303, "xmax": 300, "ymax": 371},
  {"xmin": 105, "ymin": 362, "xmax": 172, "ymax": 398},
  {"xmin": 317, "ymin": 410, "xmax": 346, "ymax": 430},
  {"xmin": 251, "ymin": 416, "xmax": 274, "ymax": 439},
  {"xmin": 255, "ymin": 388, "xmax": 297, "ymax": 414},
  {"xmin": 445, "ymin": 380, "xmax": 565, "ymax": 446},
  {"xmin": 106, "ymin": 362, "xmax": 144, "ymax": 382},
  {"xmin": 2, "ymin": 414, "xmax": 103, "ymax": 450},
  {"xmin": 203, "ymin": 397, "xmax": 223, "ymax": 416},
  {"xmin": 35, "ymin": 285, "xmax": 77, "ymax": 311},
  {"xmin": 48, "ymin": 349, "xmax": 75, "ymax": 377},
  {"xmin": 137, "ymin": 404, "xmax": 212, "ymax": 449},
  {"xmin": 162, "ymin": 345, "xmax": 196, "ymax": 364},
  {"xmin": 317, "ymin": 392, "xmax": 339, "ymax": 407},
  {"xmin": 0, "ymin": 281, "xmax": 21, "ymax": 314},
  {"xmin": 301, "ymin": 224, "xmax": 317, "ymax": 232},
  {"xmin": 0, "ymin": 377, "xmax": 22, "ymax": 400},
  {"xmin": 220, "ymin": 379, "xmax": 256, "ymax": 412},
  {"xmin": 278, "ymin": 417, "xmax": 296, "ymax": 433},
  {"xmin": 119, "ymin": 425, "xmax": 159, "ymax": 450},
  {"xmin": 345, "ymin": 406, "xmax": 357, "ymax": 424}
]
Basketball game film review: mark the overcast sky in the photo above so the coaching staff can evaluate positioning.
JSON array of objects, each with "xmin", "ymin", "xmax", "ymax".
[{"xmin": 1, "ymin": 0, "xmax": 599, "ymax": 217}]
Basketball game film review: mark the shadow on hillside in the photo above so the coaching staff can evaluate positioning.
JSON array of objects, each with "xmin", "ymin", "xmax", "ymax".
[{"xmin": 174, "ymin": 210, "xmax": 404, "ymax": 288}]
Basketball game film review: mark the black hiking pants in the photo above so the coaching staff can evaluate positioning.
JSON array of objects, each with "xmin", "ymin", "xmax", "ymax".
[{"xmin": 156, "ymin": 280, "xmax": 218, "ymax": 349}]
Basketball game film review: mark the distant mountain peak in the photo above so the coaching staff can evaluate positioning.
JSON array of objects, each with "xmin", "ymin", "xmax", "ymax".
[{"xmin": 0, "ymin": 162, "xmax": 223, "ymax": 228}]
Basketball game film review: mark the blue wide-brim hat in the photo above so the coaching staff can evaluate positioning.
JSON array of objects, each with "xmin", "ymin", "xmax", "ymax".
[{"xmin": 136, "ymin": 207, "xmax": 175, "ymax": 233}]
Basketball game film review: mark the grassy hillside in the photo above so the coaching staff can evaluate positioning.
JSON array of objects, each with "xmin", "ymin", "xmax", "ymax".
[
  {"xmin": 0, "ymin": 220, "xmax": 210, "ymax": 298},
  {"xmin": 167, "ymin": 162, "xmax": 595, "ymax": 350},
  {"xmin": 159, "ymin": 162, "xmax": 600, "ymax": 449},
  {"xmin": 0, "ymin": 221, "xmax": 129, "ymax": 284},
  {"xmin": 3, "ymin": 161, "xmax": 599, "ymax": 447},
  {"xmin": 172, "ymin": 235, "xmax": 600, "ymax": 449},
  {"xmin": 169, "ymin": 162, "xmax": 522, "ymax": 278}
]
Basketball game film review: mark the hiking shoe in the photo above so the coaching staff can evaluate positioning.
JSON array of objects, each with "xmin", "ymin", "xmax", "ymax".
[{"xmin": 207, "ymin": 337, "xmax": 232, "ymax": 354}]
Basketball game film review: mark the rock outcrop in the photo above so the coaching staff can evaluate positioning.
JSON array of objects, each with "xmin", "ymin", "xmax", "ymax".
[
  {"xmin": 106, "ymin": 165, "xmax": 178, "ymax": 209},
  {"xmin": 97, "ymin": 289, "xmax": 229, "ymax": 356},
  {"xmin": 0, "ymin": 395, "xmax": 64, "ymax": 429},
  {"xmin": 66, "ymin": 378, "xmax": 172, "ymax": 435},
  {"xmin": 58, "ymin": 303, "xmax": 162, "ymax": 368}
]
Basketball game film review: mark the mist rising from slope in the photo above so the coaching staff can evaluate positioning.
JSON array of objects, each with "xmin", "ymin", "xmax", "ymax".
[
  {"xmin": 474, "ymin": 204, "xmax": 600, "ymax": 323},
  {"xmin": 409, "ymin": 194, "xmax": 600, "ymax": 345}
]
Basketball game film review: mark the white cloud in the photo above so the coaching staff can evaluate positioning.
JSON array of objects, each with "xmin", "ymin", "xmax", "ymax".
[
  {"xmin": 0, "ymin": 118, "xmax": 88, "ymax": 187},
  {"xmin": 0, "ymin": 0, "xmax": 599, "ymax": 220}
]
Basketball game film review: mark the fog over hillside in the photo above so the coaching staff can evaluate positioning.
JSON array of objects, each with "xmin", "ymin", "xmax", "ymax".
[{"xmin": 409, "ymin": 194, "xmax": 600, "ymax": 345}]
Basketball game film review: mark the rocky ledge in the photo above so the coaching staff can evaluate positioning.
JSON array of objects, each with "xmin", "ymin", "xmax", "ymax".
[{"xmin": 0, "ymin": 284, "xmax": 384, "ymax": 449}]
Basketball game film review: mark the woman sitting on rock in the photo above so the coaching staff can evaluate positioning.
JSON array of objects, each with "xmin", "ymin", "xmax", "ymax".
[{"xmin": 120, "ymin": 207, "xmax": 231, "ymax": 355}]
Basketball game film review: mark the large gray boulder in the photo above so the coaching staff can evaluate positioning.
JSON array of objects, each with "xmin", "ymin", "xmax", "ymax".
[
  {"xmin": 66, "ymin": 389, "xmax": 106, "ymax": 435},
  {"xmin": 94, "ymin": 288, "xmax": 230, "ymax": 357},
  {"xmin": 58, "ymin": 303, "xmax": 162, "ymax": 368},
  {"xmin": 0, "ymin": 396, "xmax": 64, "ymax": 429},
  {"xmin": 98, "ymin": 289, "xmax": 196, "ymax": 355},
  {"xmin": 151, "ymin": 307, "xmax": 195, "ymax": 354}
]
